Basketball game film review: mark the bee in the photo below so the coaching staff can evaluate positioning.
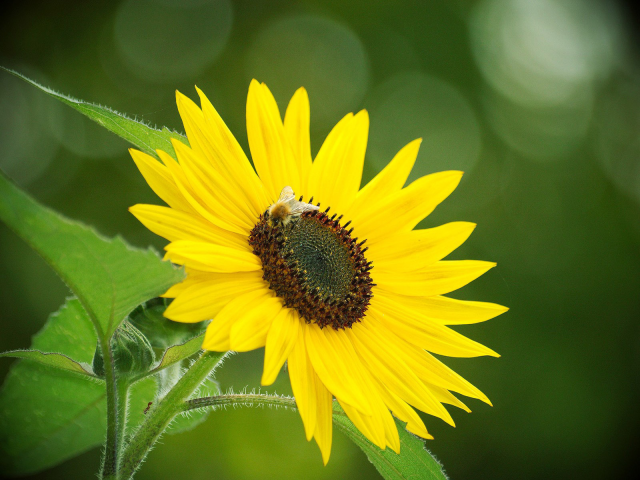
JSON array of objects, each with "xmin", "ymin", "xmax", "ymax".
[{"xmin": 267, "ymin": 186, "xmax": 318, "ymax": 226}]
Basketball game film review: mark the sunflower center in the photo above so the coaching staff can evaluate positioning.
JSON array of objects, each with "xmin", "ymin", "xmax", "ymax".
[
  {"xmin": 249, "ymin": 197, "xmax": 373, "ymax": 329},
  {"xmin": 285, "ymin": 216, "xmax": 354, "ymax": 300}
]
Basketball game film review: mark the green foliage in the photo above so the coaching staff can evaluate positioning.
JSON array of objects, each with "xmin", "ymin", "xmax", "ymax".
[
  {"xmin": 150, "ymin": 334, "xmax": 205, "ymax": 376},
  {"xmin": 0, "ymin": 299, "xmax": 162, "ymax": 476},
  {"xmin": 0, "ymin": 66, "xmax": 188, "ymax": 159},
  {"xmin": 93, "ymin": 322, "xmax": 156, "ymax": 377},
  {"xmin": 128, "ymin": 299, "xmax": 207, "ymax": 350},
  {"xmin": 0, "ymin": 170, "xmax": 185, "ymax": 340},
  {"xmin": 0, "ymin": 350, "xmax": 96, "ymax": 377},
  {"xmin": 0, "ymin": 299, "xmax": 106, "ymax": 475},
  {"xmin": 0, "ymin": 150, "xmax": 186, "ymax": 476},
  {"xmin": 333, "ymin": 408, "xmax": 447, "ymax": 480}
]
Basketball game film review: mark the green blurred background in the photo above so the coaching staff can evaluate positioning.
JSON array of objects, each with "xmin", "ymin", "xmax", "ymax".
[{"xmin": 1, "ymin": 0, "xmax": 639, "ymax": 478}]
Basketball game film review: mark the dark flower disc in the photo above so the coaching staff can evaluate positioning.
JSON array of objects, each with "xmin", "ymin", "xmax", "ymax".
[{"xmin": 249, "ymin": 207, "xmax": 374, "ymax": 329}]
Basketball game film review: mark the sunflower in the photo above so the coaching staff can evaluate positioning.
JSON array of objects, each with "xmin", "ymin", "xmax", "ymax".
[{"xmin": 129, "ymin": 80, "xmax": 507, "ymax": 464}]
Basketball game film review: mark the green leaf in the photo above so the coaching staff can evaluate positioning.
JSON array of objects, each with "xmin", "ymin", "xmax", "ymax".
[
  {"xmin": 150, "ymin": 333, "xmax": 204, "ymax": 376},
  {"xmin": 0, "ymin": 350, "xmax": 95, "ymax": 377},
  {"xmin": 0, "ymin": 66, "xmax": 188, "ymax": 159},
  {"xmin": 125, "ymin": 299, "xmax": 206, "ymax": 380},
  {"xmin": 0, "ymin": 299, "xmax": 107, "ymax": 475},
  {"xmin": 333, "ymin": 406, "xmax": 448, "ymax": 480},
  {"xmin": 0, "ymin": 298, "xmax": 160, "ymax": 475},
  {"xmin": 128, "ymin": 299, "xmax": 207, "ymax": 350},
  {"xmin": 0, "ymin": 170, "xmax": 185, "ymax": 340}
]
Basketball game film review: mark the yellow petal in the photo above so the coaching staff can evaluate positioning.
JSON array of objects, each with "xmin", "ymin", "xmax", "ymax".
[
  {"xmin": 164, "ymin": 240, "xmax": 261, "ymax": 273},
  {"xmin": 195, "ymin": 87, "xmax": 271, "ymax": 215},
  {"xmin": 332, "ymin": 331, "xmax": 393, "ymax": 446},
  {"xmin": 373, "ymin": 260, "xmax": 496, "ymax": 297},
  {"xmin": 246, "ymin": 80, "xmax": 300, "ymax": 200},
  {"xmin": 158, "ymin": 148, "xmax": 249, "ymax": 235},
  {"xmin": 375, "ymin": 292, "xmax": 508, "ymax": 325},
  {"xmin": 172, "ymin": 128, "xmax": 257, "ymax": 224},
  {"xmin": 175, "ymin": 89, "xmax": 210, "ymax": 158},
  {"xmin": 336, "ymin": 367, "xmax": 397, "ymax": 452},
  {"xmin": 129, "ymin": 148, "xmax": 194, "ymax": 213},
  {"xmin": 307, "ymin": 327, "xmax": 392, "ymax": 449},
  {"xmin": 412, "ymin": 348, "xmax": 492, "ymax": 405},
  {"xmin": 313, "ymin": 373, "xmax": 333, "ymax": 465},
  {"xmin": 366, "ymin": 316, "xmax": 492, "ymax": 404},
  {"xmin": 353, "ymin": 170, "xmax": 463, "ymax": 242},
  {"xmin": 371, "ymin": 378, "xmax": 433, "ymax": 440},
  {"xmin": 369, "ymin": 222, "xmax": 476, "ymax": 271},
  {"xmin": 347, "ymin": 138, "xmax": 421, "ymax": 218},
  {"xmin": 164, "ymin": 271, "xmax": 266, "ymax": 322},
  {"xmin": 428, "ymin": 386, "xmax": 471, "ymax": 413},
  {"xmin": 202, "ymin": 289, "xmax": 273, "ymax": 351},
  {"xmin": 347, "ymin": 378, "xmax": 401, "ymax": 453},
  {"xmin": 308, "ymin": 110, "xmax": 369, "ymax": 214},
  {"xmin": 175, "ymin": 90, "xmax": 264, "ymax": 223},
  {"xmin": 307, "ymin": 111, "xmax": 354, "ymax": 202},
  {"xmin": 371, "ymin": 299, "xmax": 499, "ymax": 358},
  {"xmin": 338, "ymin": 400, "xmax": 386, "ymax": 450},
  {"xmin": 156, "ymin": 148, "xmax": 193, "ymax": 190},
  {"xmin": 382, "ymin": 406, "xmax": 401, "ymax": 454},
  {"xmin": 129, "ymin": 204, "xmax": 249, "ymax": 251},
  {"xmin": 172, "ymin": 138, "xmax": 255, "ymax": 231},
  {"xmin": 284, "ymin": 87, "xmax": 313, "ymax": 188},
  {"xmin": 304, "ymin": 324, "xmax": 373, "ymax": 416},
  {"xmin": 229, "ymin": 296, "xmax": 284, "ymax": 352},
  {"xmin": 288, "ymin": 325, "xmax": 317, "ymax": 441},
  {"xmin": 161, "ymin": 268, "xmax": 211, "ymax": 298},
  {"xmin": 347, "ymin": 323, "xmax": 455, "ymax": 425},
  {"xmin": 262, "ymin": 309, "xmax": 299, "ymax": 386}
]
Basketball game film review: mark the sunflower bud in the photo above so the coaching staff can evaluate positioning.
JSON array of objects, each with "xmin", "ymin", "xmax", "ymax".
[
  {"xmin": 128, "ymin": 298, "xmax": 207, "ymax": 349},
  {"xmin": 92, "ymin": 321, "xmax": 155, "ymax": 377}
]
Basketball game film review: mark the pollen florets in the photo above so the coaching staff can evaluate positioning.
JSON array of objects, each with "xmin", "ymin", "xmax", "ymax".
[{"xmin": 249, "ymin": 205, "xmax": 373, "ymax": 329}]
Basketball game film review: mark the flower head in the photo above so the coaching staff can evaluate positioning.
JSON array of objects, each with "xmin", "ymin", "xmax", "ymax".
[{"xmin": 129, "ymin": 80, "xmax": 507, "ymax": 464}]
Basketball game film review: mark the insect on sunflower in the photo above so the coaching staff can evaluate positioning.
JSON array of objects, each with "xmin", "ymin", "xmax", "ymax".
[{"xmin": 129, "ymin": 80, "xmax": 507, "ymax": 464}]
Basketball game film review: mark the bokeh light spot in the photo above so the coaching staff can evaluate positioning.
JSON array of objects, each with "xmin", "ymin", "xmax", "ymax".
[
  {"xmin": 595, "ymin": 75, "xmax": 640, "ymax": 205},
  {"xmin": 481, "ymin": 86, "xmax": 593, "ymax": 161},
  {"xmin": 366, "ymin": 72, "xmax": 482, "ymax": 181},
  {"xmin": 470, "ymin": 0, "xmax": 618, "ymax": 107},
  {"xmin": 246, "ymin": 14, "xmax": 370, "ymax": 129},
  {"xmin": 114, "ymin": 0, "xmax": 233, "ymax": 82},
  {"xmin": 0, "ymin": 75, "xmax": 58, "ymax": 185}
]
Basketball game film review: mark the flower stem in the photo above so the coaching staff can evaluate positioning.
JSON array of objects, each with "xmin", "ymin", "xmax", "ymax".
[
  {"xmin": 117, "ymin": 378, "xmax": 131, "ymax": 444},
  {"xmin": 100, "ymin": 339, "xmax": 121, "ymax": 480},
  {"xmin": 118, "ymin": 351, "xmax": 226, "ymax": 480}
]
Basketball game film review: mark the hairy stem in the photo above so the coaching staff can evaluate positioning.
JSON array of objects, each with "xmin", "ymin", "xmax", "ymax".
[
  {"xmin": 116, "ymin": 378, "xmax": 130, "ymax": 444},
  {"xmin": 183, "ymin": 393, "xmax": 347, "ymax": 418},
  {"xmin": 118, "ymin": 351, "xmax": 226, "ymax": 480},
  {"xmin": 184, "ymin": 393, "xmax": 298, "ymax": 412},
  {"xmin": 100, "ymin": 339, "xmax": 120, "ymax": 480}
]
